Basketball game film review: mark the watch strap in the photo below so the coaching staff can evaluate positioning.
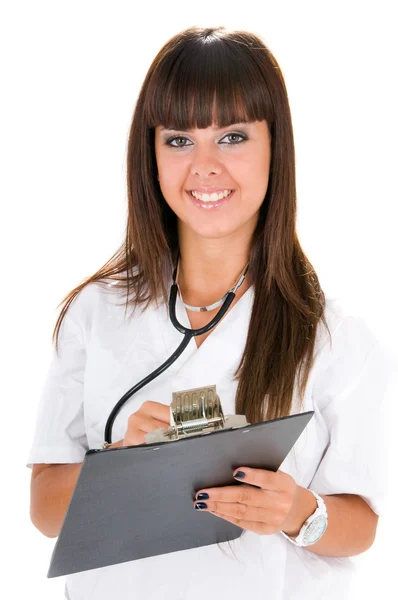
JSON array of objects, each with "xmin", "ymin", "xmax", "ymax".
[{"xmin": 280, "ymin": 490, "xmax": 328, "ymax": 547}]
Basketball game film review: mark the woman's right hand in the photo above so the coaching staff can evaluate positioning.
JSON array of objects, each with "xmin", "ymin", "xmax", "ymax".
[{"xmin": 122, "ymin": 400, "xmax": 171, "ymax": 446}]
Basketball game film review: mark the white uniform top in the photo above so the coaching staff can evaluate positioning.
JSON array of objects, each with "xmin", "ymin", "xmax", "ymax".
[{"xmin": 26, "ymin": 277, "xmax": 393, "ymax": 600}]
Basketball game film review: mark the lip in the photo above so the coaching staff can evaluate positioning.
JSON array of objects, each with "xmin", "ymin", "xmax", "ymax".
[
  {"xmin": 187, "ymin": 189, "xmax": 235, "ymax": 209},
  {"xmin": 188, "ymin": 188, "xmax": 234, "ymax": 194}
]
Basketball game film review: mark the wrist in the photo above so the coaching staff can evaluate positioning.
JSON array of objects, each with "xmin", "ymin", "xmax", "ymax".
[{"xmin": 282, "ymin": 486, "xmax": 318, "ymax": 537}]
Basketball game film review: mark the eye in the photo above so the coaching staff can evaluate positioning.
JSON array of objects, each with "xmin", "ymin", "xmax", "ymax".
[
  {"xmin": 219, "ymin": 133, "xmax": 247, "ymax": 145},
  {"xmin": 165, "ymin": 136, "xmax": 193, "ymax": 148},
  {"xmin": 165, "ymin": 132, "xmax": 247, "ymax": 148}
]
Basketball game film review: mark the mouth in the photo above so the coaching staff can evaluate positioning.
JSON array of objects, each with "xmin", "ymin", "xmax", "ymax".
[{"xmin": 186, "ymin": 189, "xmax": 235, "ymax": 210}]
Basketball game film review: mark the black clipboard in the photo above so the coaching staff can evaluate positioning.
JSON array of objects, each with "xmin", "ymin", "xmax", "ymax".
[{"xmin": 47, "ymin": 410, "xmax": 314, "ymax": 578}]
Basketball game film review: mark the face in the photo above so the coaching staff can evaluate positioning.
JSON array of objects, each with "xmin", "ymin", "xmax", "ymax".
[{"xmin": 154, "ymin": 119, "xmax": 271, "ymax": 241}]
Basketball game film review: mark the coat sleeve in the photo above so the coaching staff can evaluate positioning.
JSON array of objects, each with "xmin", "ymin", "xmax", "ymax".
[
  {"xmin": 26, "ymin": 303, "xmax": 89, "ymax": 469},
  {"xmin": 308, "ymin": 315, "xmax": 396, "ymax": 516}
]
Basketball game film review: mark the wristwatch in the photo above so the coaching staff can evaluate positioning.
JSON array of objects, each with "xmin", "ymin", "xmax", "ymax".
[{"xmin": 280, "ymin": 490, "xmax": 328, "ymax": 547}]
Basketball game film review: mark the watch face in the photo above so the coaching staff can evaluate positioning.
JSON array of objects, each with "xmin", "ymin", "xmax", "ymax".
[{"xmin": 303, "ymin": 516, "xmax": 327, "ymax": 545}]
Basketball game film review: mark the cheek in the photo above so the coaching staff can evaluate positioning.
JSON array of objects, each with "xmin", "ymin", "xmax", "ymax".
[
  {"xmin": 160, "ymin": 166, "xmax": 187, "ymax": 194},
  {"xmin": 235, "ymin": 165, "xmax": 268, "ymax": 199},
  {"xmin": 240, "ymin": 156, "xmax": 270, "ymax": 195},
  {"xmin": 158, "ymin": 183, "xmax": 188, "ymax": 218}
]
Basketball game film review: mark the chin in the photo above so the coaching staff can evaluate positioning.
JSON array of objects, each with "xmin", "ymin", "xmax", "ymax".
[{"xmin": 187, "ymin": 221, "xmax": 241, "ymax": 239}]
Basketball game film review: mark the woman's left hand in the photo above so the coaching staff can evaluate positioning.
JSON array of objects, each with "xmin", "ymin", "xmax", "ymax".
[{"xmin": 193, "ymin": 467, "xmax": 301, "ymax": 535}]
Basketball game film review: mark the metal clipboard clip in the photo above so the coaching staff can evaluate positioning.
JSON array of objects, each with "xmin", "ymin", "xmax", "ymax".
[{"xmin": 144, "ymin": 384, "xmax": 249, "ymax": 444}]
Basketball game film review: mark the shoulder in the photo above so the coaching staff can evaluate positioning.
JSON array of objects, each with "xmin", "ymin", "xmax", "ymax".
[
  {"xmin": 315, "ymin": 295, "xmax": 381, "ymax": 362},
  {"xmin": 63, "ymin": 275, "xmax": 131, "ymax": 339},
  {"xmin": 310, "ymin": 295, "xmax": 388, "ymax": 388},
  {"xmin": 309, "ymin": 295, "xmax": 395, "ymax": 409}
]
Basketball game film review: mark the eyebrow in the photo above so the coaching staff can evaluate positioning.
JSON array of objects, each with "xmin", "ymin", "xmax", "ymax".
[{"xmin": 160, "ymin": 122, "xmax": 250, "ymax": 132}]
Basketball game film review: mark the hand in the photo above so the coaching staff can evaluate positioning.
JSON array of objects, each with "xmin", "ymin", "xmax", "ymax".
[
  {"xmin": 193, "ymin": 467, "xmax": 301, "ymax": 536},
  {"xmin": 123, "ymin": 400, "xmax": 170, "ymax": 446}
]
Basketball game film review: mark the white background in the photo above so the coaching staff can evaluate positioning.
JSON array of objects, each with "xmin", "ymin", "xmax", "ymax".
[{"xmin": 2, "ymin": 1, "xmax": 397, "ymax": 598}]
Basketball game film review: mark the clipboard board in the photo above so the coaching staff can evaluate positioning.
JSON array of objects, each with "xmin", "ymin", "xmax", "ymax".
[{"xmin": 47, "ymin": 397, "xmax": 314, "ymax": 579}]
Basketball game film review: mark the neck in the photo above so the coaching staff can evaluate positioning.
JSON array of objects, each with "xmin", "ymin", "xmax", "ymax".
[{"xmin": 174, "ymin": 233, "xmax": 253, "ymax": 308}]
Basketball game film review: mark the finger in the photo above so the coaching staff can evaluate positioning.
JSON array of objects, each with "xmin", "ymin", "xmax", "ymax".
[
  {"xmin": 139, "ymin": 400, "xmax": 171, "ymax": 424},
  {"xmin": 138, "ymin": 416, "xmax": 170, "ymax": 433},
  {"xmin": 209, "ymin": 511, "xmax": 276, "ymax": 536},
  {"xmin": 232, "ymin": 467, "xmax": 293, "ymax": 493},
  {"xmin": 195, "ymin": 484, "xmax": 280, "ymax": 509},
  {"xmin": 196, "ymin": 499, "xmax": 281, "ymax": 526}
]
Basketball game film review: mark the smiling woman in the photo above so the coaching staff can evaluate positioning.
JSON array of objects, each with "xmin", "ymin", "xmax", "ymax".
[
  {"xmin": 52, "ymin": 25, "xmax": 320, "ymax": 433},
  {"xmin": 26, "ymin": 24, "xmax": 392, "ymax": 600}
]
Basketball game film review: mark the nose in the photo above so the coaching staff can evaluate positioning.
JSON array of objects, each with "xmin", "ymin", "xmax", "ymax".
[{"xmin": 189, "ymin": 143, "xmax": 223, "ymax": 179}]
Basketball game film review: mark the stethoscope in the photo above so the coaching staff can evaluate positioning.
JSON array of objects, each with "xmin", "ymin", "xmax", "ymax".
[{"xmin": 103, "ymin": 251, "xmax": 250, "ymax": 445}]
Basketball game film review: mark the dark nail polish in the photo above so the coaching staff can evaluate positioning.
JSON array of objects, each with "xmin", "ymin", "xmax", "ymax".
[
  {"xmin": 197, "ymin": 493, "xmax": 209, "ymax": 500},
  {"xmin": 234, "ymin": 471, "xmax": 246, "ymax": 479},
  {"xmin": 195, "ymin": 502, "xmax": 207, "ymax": 509}
]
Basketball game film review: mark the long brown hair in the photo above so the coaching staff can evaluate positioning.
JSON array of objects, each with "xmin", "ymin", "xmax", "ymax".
[{"xmin": 53, "ymin": 25, "xmax": 331, "ymax": 427}]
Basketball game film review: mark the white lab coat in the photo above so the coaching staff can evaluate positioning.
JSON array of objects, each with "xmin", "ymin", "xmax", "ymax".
[{"xmin": 26, "ymin": 277, "xmax": 393, "ymax": 600}]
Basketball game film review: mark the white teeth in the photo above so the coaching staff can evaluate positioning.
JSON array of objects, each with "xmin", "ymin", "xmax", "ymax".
[{"xmin": 191, "ymin": 190, "xmax": 232, "ymax": 202}]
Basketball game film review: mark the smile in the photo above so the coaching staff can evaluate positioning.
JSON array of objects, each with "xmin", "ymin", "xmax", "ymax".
[
  {"xmin": 190, "ymin": 190, "xmax": 233, "ymax": 202},
  {"xmin": 187, "ymin": 189, "xmax": 235, "ymax": 210}
]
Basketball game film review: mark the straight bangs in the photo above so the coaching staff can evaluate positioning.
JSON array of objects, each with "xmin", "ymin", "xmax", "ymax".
[{"xmin": 143, "ymin": 37, "xmax": 275, "ymax": 134}]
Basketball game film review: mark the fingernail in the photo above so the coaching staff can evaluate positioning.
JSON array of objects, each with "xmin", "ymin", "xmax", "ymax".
[
  {"xmin": 195, "ymin": 502, "xmax": 207, "ymax": 510},
  {"xmin": 197, "ymin": 493, "xmax": 209, "ymax": 500},
  {"xmin": 234, "ymin": 471, "xmax": 246, "ymax": 479}
]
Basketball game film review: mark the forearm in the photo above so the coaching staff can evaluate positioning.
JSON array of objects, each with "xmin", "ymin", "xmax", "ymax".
[
  {"xmin": 30, "ymin": 462, "xmax": 84, "ymax": 538},
  {"xmin": 282, "ymin": 486, "xmax": 378, "ymax": 557},
  {"xmin": 30, "ymin": 440, "xmax": 124, "ymax": 538}
]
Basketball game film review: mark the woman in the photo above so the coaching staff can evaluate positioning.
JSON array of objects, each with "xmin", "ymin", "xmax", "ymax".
[{"xmin": 27, "ymin": 25, "xmax": 392, "ymax": 600}]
